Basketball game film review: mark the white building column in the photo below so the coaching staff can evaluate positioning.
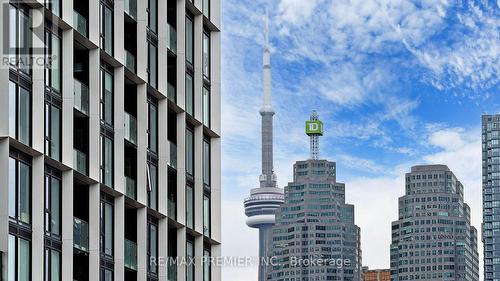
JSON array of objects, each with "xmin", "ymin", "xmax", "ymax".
[
  {"xmin": 88, "ymin": 48, "xmax": 101, "ymax": 182},
  {"xmin": 137, "ymin": 207, "xmax": 148, "ymax": 281},
  {"xmin": 0, "ymin": 139, "xmax": 9, "ymax": 281},
  {"xmin": 61, "ymin": 170, "xmax": 74, "ymax": 281},
  {"xmin": 31, "ymin": 155, "xmax": 45, "ymax": 281},
  {"xmin": 114, "ymin": 195, "xmax": 125, "ymax": 281},
  {"xmin": 114, "ymin": 66, "xmax": 125, "ymax": 194},
  {"xmin": 61, "ymin": 28, "xmax": 74, "ymax": 167},
  {"xmin": 88, "ymin": 183, "xmax": 101, "ymax": 281},
  {"xmin": 137, "ymin": 83, "xmax": 148, "ymax": 206}
]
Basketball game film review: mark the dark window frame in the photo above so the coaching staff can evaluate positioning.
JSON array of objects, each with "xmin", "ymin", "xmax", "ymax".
[
  {"xmin": 9, "ymin": 75, "xmax": 32, "ymax": 147},
  {"xmin": 100, "ymin": 193, "xmax": 115, "ymax": 261},
  {"xmin": 99, "ymin": 0, "xmax": 114, "ymax": 55},
  {"xmin": 8, "ymin": 3, "xmax": 32, "ymax": 77},
  {"xmin": 147, "ymin": 95, "xmax": 159, "ymax": 154},
  {"xmin": 147, "ymin": 216, "xmax": 159, "ymax": 278},
  {"xmin": 44, "ymin": 166, "xmax": 62, "ymax": 240},
  {"xmin": 9, "ymin": 149, "xmax": 32, "ymax": 228}
]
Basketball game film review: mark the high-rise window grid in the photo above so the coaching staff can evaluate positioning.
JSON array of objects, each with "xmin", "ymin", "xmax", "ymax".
[{"xmin": 2, "ymin": 1, "xmax": 221, "ymax": 281}]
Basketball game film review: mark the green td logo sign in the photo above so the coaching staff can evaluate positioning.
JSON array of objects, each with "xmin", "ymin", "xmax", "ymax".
[{"xmin": 306, "ymin": 120, "xmax": 324, "ymax": 136}]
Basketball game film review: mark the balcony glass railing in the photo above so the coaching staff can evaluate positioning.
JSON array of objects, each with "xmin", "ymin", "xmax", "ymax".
[
  {"xmin": 167, "ymin": 24, "xmax": 177, "ymax": 54},
  {"xmin": 124, "ymin": 112, "xmax": 137, "ymax": 145},
  {"xmin": 74, "ymin": 148, "xmax": 87, "ymax": 175},
  {"xmin": 73, "ymin": 10, "xmax": 88, "ymax": 37},
  {"xmin": 124, "ymin": 239, "xmax": 137, "ymax": 270},
  {"xmin": 73, "ymin": 217, "xmax": 89, "ymax": 252},
  {"xmin": 168, "ymin": 258, "xmax": 177, "ymax": 281},
  {"xmin": 125, "ymin": 50, "xmax": 136, "ymax": 72},
  {"xmin": 124, "ymin": 0, "xmax": 137, "ymax": 20},
  {"xmin": 74, "ymin": 79, "xmax": 89, "ymax": 115},
  {"xmin": 125, "ymin": 176, "xmax": 136, "ymax": 199},
  {"xmin": 167, "ymin": 83, "xmax": 176, "ymax": 103},
  {"xmin": 168, "ymin": 198, "xmax": 176, "ymax": 219},
  {"xmin": 168, "ymin": 141, "xmax": 177, "ymax": 169}
]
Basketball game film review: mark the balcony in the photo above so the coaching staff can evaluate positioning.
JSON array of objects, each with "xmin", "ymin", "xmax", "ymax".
[
  {"xmin": 124, "ymin": 0, "xmax": 137, "ymax": 20},
  {"xmin": 168, "ymin": 141, "xmax": 177, "ymax": 169},
  {"xmin": 124, "ymin": 112, "xmax": 137, "ymax": 145},
  {"xmin": 73, "ymin": 217, "xmax": 89, "ymax": 252},
  {"xmin": 125, "ymin": 50, "xmax": 136, "ymax": 73},
  {"xmin": 168, "ymin": 198, "xmax": 176, "ymax": 219},
  {"xmin": 124, "ymin": 239, "xmax": 137, "ymax": 271},
  {"xmin": 125, "ymin": 176, "xmax": 136, "ymax": 199},
  {"xmin": 168, "ymin": 259, "xmax": 177, "ymax": 281},
  {"xmin": 167, "ymin": 24, "xmax": 177, "ymax": 54},
  {"xmin": 73, "ymin": 10, "xmax": 88, "ymax": 37},
  {"xmin": 167, "ymin": 83, "xmax": 176, "ymax": 103},
  {"xmin": 74, "ymin": 148, "xmax": 87, "ymax": 175},
  {"xmin": 74, "ymin": 79, "xmax": 89, "ymax": 115}
]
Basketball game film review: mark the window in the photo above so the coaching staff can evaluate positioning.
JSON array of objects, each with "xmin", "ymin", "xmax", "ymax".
[
  {"xmin": 148, "ymin": 0, "xmax": 157, "ymax": 33},
  {"xmin": 100, "ymin": 136, "xmax": 114, "ymax": 187},
  {"xmin": 185, "ymin": 16, "xmax": 194, "ymax": 65},
  {"xmin": 186, "ymin": 128, "xmax": 194, "ymax": 177},
  {"xmin": 186, "ymin": 240, "xmax": 194, "ymax": 281},
  {"xmin": 44, "ymin": 101, "xmax": 61, "ymax": 161},
  {"xmin": 100, "ymin": 268, "xmax": 113, "ymax": 281},
  {"xmin": 147, "ymin": 163, "xmax": 158, "ymax": 210},
  {"xmin": 9, "ymin": 80, "xmax": 31, "ymax": 146},
  {"xmin": 45, "ymin": 0, "xmax": 61, "ymax": 17},
  {"xmin": 148, "ymin": 97, "xmax": 158, "ymax": 153},
  {"xmin": 8, "ymin": 235, "xmax": 31, "ymax": 281},
  {"xmin": 9, "ymin": 4, "xmax": 31, "ymax": 74},
  {"xmin": 100, "ymin": 67, "xmax": 114, "ymax": 126},
  {"xmin": 148, "ymin": 42, "xmax": 157, "ymax": 88},
  {"xmin": 100, "ymin": 196, "xmax": 114, "ymax": 257},
  {"xmin": 203, "ymin": 32, "xmax": 210, "ymax": 79},
  {"xmin": 100, "ymin": 2, "xmax": 113, "ymax": 55},
  {"xmin": 185, "ymin": 74, "xmax": 194, "ymax": 116},
  {"xmin": 203, "ymin": 0, "xmax": 210, "ymax": 18},
  {"xmin": 45, "ymin": 29, "xmax": 61, "ymax": 93},
  {"xmin": 203, "ymin": 139, "xmax": 210, "ymax": 188},
  {"xmin": 203, "ymin": 248, "xmax": 211, "ymax": 281},
  {"xmin": 202, "ymin": 87, "xmax": 210, "ymax": 127},
  {"xmin": 186, "ymin": 185, "xmax": 194, "ymax": 229},
  {"xmin": 9, "ymin": 152, "xmax": 31, "ymax": 225},
  {"xmin": 203, "ymin": 195, "xmax": 210, "ymax": 237},
  {"xmin": 148, "ymin": 218, "xmax": 158, "ymax": 276},
  {"xmin": 44, "ymin": 169, "xmax": 61, "ymax": 237},
  {"xmin": 44, "ymin": 248, "xmax": 61, "ymax": 281}
]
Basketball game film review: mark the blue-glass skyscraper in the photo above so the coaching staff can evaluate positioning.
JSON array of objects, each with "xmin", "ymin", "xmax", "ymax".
[{"xmin": 482, "ymin": 114, "xmax": 500, "ymax": 281}]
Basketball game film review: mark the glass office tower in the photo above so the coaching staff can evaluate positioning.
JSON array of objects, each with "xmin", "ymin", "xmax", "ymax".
[
  {"xmin": 482, "ymin": 115, "xmax": 500, "ymax": 281},
  {"xmin": 390, "ymin": 165, "xmax": 479, "ymax": 281}
]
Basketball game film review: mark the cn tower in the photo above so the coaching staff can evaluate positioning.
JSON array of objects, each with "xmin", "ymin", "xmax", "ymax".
[{"xmin": 243, "ymin": 12, "xmax": 284, "ymax": 281}]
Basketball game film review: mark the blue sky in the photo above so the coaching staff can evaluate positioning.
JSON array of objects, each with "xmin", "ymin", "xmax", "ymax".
[{"xmin": 220, "ymin": 1, "xmax": 499, "ymax": 280}]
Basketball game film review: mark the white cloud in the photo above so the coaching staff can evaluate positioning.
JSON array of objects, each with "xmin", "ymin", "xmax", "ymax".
[{"xmin": 278, "ymin": 0, "xmax": 319, "ymax": 25}]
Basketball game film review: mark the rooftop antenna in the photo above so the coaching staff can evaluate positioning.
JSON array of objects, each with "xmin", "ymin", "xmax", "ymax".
[{"xmin": 306, "ymin": 111, "xmax": 324, "ymax": 160}]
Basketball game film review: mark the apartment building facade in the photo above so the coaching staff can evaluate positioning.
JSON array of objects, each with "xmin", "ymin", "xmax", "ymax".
[{"xmin": 0, "ymin": 0, "xmax": 221, "ymax": 280}]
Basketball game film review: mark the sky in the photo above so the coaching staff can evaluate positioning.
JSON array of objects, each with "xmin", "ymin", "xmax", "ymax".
[{"xmin": 219, "ymin": 1, "xmax": 500, "ymax": 280}]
